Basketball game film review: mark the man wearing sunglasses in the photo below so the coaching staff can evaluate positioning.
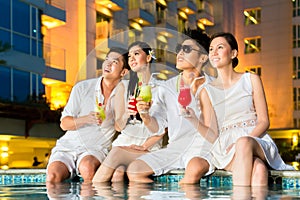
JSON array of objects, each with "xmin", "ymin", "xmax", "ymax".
[{"xmin": 127, "ymin": 30, "xmax": 215, "ymax": 184}]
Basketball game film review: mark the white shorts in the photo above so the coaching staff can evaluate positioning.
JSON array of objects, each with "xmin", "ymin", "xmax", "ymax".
[
  {"xmin": 47, "ymin": 146, "xmax": 107, "ymax": 179},
  {"xmin": 137, "ymin": 134, "xmax": 214, "ymax": 176}
]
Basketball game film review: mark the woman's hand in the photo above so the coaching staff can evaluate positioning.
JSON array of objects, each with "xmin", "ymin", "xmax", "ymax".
[
  {"xmin": 136, "ymin": 97, "xmax": 152, "ymax": 115},
  {"xmin": 181, "ymin": 107, "xmax": 198, "ymax": 124},
  {"xmin": 129, "ymin": 144, "xmax": 149, "ymax": 152}
]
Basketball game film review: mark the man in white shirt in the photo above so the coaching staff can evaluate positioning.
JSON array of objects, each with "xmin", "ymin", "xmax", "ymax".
[{"xmin": 46, "ymin": 47, "xmax": 130, "ymax": 183}]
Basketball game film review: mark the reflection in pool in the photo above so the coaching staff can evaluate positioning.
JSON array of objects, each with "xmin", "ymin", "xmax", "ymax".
[{"xmin": 1, "ymin": 181, "xmax": 300, "ymax": 199}]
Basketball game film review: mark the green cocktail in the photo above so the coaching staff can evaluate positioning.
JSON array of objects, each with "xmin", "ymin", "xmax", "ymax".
[
  {"xmin": 139, "ymin": 85, "xmax": 152, "ymax": 102},
  {"xmin": 95, "ymin": 104, "xmax": 106, "ymax": 121}
]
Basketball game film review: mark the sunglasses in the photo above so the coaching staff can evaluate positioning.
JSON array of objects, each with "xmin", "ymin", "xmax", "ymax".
[{"xmin": 175, "ymin": 44, "xmax": 202, "ymax": 54}]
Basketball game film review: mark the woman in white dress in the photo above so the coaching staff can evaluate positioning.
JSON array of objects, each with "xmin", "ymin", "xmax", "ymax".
[
  {"xmin": 92, "ymin": 41, "xmax": 164, "ymax": 183},
  {"xmin": 187, "ymin": 32, "xmax": 294, "ymax": 186}
]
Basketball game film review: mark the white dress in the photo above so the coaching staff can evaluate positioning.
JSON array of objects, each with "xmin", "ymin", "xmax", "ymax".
[
  {"xmin": 112, "ymin": 78, "xmax": 163, "ymax": 151},
  {"xmin": 205, "ymin": 73, "xmax": 294, "ymax": 170}
]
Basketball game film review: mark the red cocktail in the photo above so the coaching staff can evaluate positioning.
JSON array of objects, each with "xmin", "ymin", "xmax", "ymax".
[
  {"xmin": 128, "ymin": 98, "xmax": 138, "ymax": 112},
  {"xmin": 178, "ymin": 87, "xmax": 192, "ymax": 108}
]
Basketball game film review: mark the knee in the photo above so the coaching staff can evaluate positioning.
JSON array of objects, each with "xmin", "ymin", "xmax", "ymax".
[
  {"xmin": 235, "ymin": 137, "xmax": 253, "ymax": 153},
  {"xmin": 47, "ymin": 170, "xmax": 67, "ymax": 183},
  {"xmin": 127, "ymin": 160, "xmax": 140, "ymax": 178},
  {"xmin": 186, "ymin": 158, "xmax": 209, "ymax": 177},
  {"xmin": 127, "ymin": 160, "xmax": 150, "ymax": 181},
  {"xmin": 79, "ymin": 156, "xmax": 100, "ymax": 176},
  {"xmin": 46, "ymin": 162, "xmax": 69, "ymax": 183}
]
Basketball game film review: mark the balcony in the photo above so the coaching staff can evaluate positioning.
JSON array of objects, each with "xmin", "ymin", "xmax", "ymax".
[
  {"xmin": 128, "ymin": 8, "xmax": 155, "ymax": 26},
  {"xmin": 95, "ymin": 0, "xmax": 125, "ymax": 11},
  {"xmin": 156, "ymin": 10, "xmax": 177, "ymax": 31},
  {"xmin": 128, "ymin": 0, "xmax": 155, "ymax": 26},
  {"xmin": 177, "ymin": 0, "xmax": 197, "ymax": 15},
  {"xmin": 197, "ymin": 0, "xmax": 214, "ymax": 26},
  {"xmin": 43, "ymin": 44, "xmax": 66, "ymax": 82},
  {"xmin": 42, "ymin": 0, "xmax": 66, "ymax": 29},
  {"xmin": 95, "ymin": 21, "xmax": 126, "ymax": 49}
]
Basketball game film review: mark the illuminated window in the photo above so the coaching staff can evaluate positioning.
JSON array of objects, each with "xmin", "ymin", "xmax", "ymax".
[
  {"xmin": 244, "ymin": 8, "xmax": 261, "ymax": 25},
  {"xmin": 156, "ymin": 2, "xmax": 166, "ymax": 24},
  {"xmin": 294, "ymin": 118, "xmax": 300, "ymax": 128},
  {"xmin": 293, "ymin": 88, "xmax": 300, "ymax": 111},
  {"xmin": 246, "ymin": 66, "xmax": 261, "ymax": 76},
  {"xmin": 96, "ymin": 12, "xmax": 110, "ymax": 39},
  {"xmin": 293, "ymin": 56, "xmax": 300, "ymax": 79},
  {"xmin": 293, "ymin": 0, "xmax": 300, "ymax": 17},
  {"xmin": 156, "ymin": 37, "xmax": 167, "ymax": 62},
  {"xmin": 178, "ymin": 16, "xmax": 186, "ymax": 33},
  {"xmin": 293, "ymin": 25, "xmax": 300, "ymax": 48},
  {"xmin": 244, "ymin": 36, "xmax": 261, "ymax": 54}
]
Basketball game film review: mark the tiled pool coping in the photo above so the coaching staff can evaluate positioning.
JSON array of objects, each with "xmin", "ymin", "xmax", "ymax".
[{"xmin": 0, "ymin": 169, "xmax": 300, "ymax": 188}]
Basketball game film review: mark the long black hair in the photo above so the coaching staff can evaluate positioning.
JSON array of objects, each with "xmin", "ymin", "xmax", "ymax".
[
  {"xmin": 127, "ymin": 41, "xmax": 153, "ymax": 121},
  {"xmin": 127, "ymin": 41, "xmax": 153, "ymax": 97}
]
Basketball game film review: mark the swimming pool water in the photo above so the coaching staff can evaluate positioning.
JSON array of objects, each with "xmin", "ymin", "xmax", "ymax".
[
  {"xmin": 1, "ymin": 180, "xmax": 300, "ymax": 199},
  {"xmin": 1, "ymin": 170, "xmax": 300, "ymax": 199}
]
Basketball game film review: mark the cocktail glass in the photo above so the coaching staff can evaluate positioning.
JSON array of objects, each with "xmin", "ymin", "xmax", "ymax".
[
  {"xmin": 138, "ymin": 84, "xmax": 152, "ymax": 114},
  {"xmin": 178, "ymin": 86, "xmax": 192, "ymax": 117},
  {"xmin": 128, "ymin": 95, "xmax": 141, "ymax": 124}
]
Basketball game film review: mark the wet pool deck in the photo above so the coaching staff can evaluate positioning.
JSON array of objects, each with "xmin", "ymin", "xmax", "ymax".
[{"xmin": 0, "ymin": 169, "xmax": 299, "ymax": 188}]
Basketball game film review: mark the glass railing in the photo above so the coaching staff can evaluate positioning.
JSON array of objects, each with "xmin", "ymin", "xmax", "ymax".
[
  {"xmin": 166, "ymin": 10, "xmax": 178, "ymax": 27},
  {"xmin": 197, "ymin": 0, "xmax": 213, "ymax": 16},
  {"xmin": 96, "ymin": 21, "xmax": 110, "ymax": 39},
  {"xmin": 43, "ymin": 43, "xmax": 66, "ymax": 70},
  {"xmin": 129, "ymin": 0, "xmax": 155, "ymax": 16},
  {"xmin": 111, "ymin": 29, "xmax": 125, "ymax": 43}
]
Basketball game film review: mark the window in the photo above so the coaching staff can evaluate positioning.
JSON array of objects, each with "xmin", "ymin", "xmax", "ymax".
[
  {"xmin": 13, "ymin": 33, "xmax": 30, "ymax": 54},
  {"xmin": 96, "ymin": 12, "xmax": 110, "ymax": 39},
  {"xmin": 156, "ymin": 3, "xmax": 166, "ymax": 24},
  {"xmin": 244, "ymin": 8, "xmax": 261, "ymax": 25},
  {"xmin": 13, "ymin": 0, "xmax": 30, "ymax": 35},
  {"xmin": 246, "ymin": 66, "xmax": 261, "ymax": 76},
  {"xmin": 0, "ymin": 0, "xmax": 11, "ymax": 29},
  {"xmin": 293, "ymin": 0, "xmax": 300, "ymax": 17},
  {"xmin": 293, "ymin": 118, "xmax": 300, "ymax": 128},
  {"xmin": 13, "ymin": 69, "xmax": 30, "ymax": 102},
  {"xmin": 0, "ymin": 66, "xmax": 11, "ymax": 101},
  {"xmin": 293, "ymin": 25, "xmax": 300, "ymax": 48},
  {"xmin": 156, "ymin": 38, "xmax": 167, "ymax": 62},
  {"xmin": 244, "ymin": 36, "xmax": 261, "ymax": 54},
  {"xmin": 0, "ymin": 0, "xmax": 43, "ymax": 57},
  {"xmin": 128, "ymin": 29, "xmax": 142, "ymax": 45},
  {"xmin": 178, "ymin": 16, "xmax": 186, "ymax": 33},
  {"xmin": 0, "ymin": 29, "xmax": 11, "ymax": 45},
  {"xmin": 293, "ymin": 87, "xmax": 300, "ymax": 111},
  {"xmin": 0, "ymin": 66, "xmax": 45, "ymax": 103},
  {"xmin": 292, "ymin": 56, "xmax": 300, "ymax": 79}
]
